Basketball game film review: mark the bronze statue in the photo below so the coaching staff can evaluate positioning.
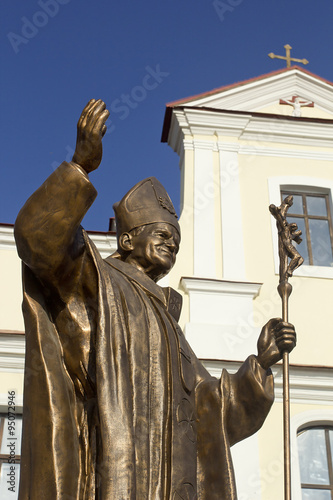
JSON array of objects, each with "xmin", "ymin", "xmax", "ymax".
[{"xmin": 15, "ymin": 99, "xmax": 296, "ymax": 500}]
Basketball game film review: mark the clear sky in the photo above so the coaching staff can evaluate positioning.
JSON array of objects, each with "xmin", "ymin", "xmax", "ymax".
[{"xmin": 1, "ymin": 0, "xmax": 333, "ymax": 231}]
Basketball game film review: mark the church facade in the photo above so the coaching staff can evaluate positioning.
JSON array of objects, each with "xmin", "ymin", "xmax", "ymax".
[{"xmin": 161, "ymin": 65, "xmax": 333, "ymax": 500}]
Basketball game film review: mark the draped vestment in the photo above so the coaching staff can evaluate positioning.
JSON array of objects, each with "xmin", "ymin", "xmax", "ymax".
[{"xmin": 15, "ymin": 163, "xmax": 274, "ymax": 499}]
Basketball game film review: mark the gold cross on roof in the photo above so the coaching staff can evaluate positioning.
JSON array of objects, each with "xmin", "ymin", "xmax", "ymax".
[{"xmin": 268, "ymin": 44, "xmax": 309, "ymax": 68}]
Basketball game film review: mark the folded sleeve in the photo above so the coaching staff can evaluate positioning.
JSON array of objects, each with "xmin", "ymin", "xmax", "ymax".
[
  {"xmin": 15, "ymin": 161, "xmax": 97, "ymax": 285},
  {"xmin": 225, "ymin": 355, "xmax": 274, "ymax": 446}
]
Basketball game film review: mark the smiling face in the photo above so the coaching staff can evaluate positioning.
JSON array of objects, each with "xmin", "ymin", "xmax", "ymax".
[{"xmin": 121, "ymin": 222, "xmax": 180, "ymax": 282}]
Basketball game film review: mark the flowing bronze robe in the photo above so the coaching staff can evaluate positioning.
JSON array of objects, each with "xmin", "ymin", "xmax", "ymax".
[{"xmin": 15, "ymin": 162, "xmax": 274, "ymax": 500}]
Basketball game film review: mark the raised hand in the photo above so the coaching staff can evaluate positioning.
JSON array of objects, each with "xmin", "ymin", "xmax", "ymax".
[
  {"xmin": 72, "ymin": 99, "xmax": 110, "ymax": 173},
  {"xmin": 257, "ymin": 318, "xmax": 296, "ymax": 371}
]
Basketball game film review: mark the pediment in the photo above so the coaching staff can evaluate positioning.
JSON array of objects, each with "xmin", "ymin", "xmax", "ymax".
[{"xmin": 168, "ymin": 67, "xmax": 333, "ymax": 119}]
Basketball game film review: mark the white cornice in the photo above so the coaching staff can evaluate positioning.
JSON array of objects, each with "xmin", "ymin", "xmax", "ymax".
[
  {"xmin": 272, "ymin": 364, "xmax": 333, "ymax": 405},
  {"xmin": 183, "ymin": 139, "xmax": 194, "ymax": 151},
  {"xmin": 168, "ymin": 108, "xmax": 333, "ymax": 155},
  {"xmin": 0, "ymin": 225, "xmax": 117, "ymax": 259},
  {"xmin": 240, "ymin": 114, "xmax": 333, "ymax": 147},
  {"xmin": 181, "ymin": 277, "xmax": 262, "ymax": 298},
  {"xmin": 217, "ymin": 142, "xmax": 240, "ymax": 152},
  {"xmin": 168, "ymin": 110, "xmax": 189, "ymax": 159},
  {"xmin": 0, "ymin": 334, "xmax": 25, "ymax": 373},
  {"xmin": 203, "ymin": 359, "xmax": 333, "ymax": 406},
  {"xmin": 89, "ymin": 233, "xmax": 117, "ymax": 259},
  {"xmin": 192, "ymin": 139, "xmax": 218, "ymax": 151},
  {"xmin": 184, "ymin": 109, "xmax": 251, "ymax": 137},
  {"xmin": 237, "ymin": 145, "xmax": 333, "ymax": 161},
  {"xmin": 183, "ymin": 139, "xmax": 333, "ymax": 161},
  {"xmin": 0, "ymin": 225, "xmax": 16, "ymax": 250}
]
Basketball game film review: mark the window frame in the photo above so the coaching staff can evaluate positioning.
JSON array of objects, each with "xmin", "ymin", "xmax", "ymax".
[
  {"xmin": 281, "ymin": 190, "xmax": 333, "ymax": 267},
  {"xmin": 268, "ymin": 177, "xmax": 333, "ymax": 279},
  {"xmin": 291, "ymin": 410, "xmax": 333, "ymax": 500},
  {"xmin": 297, "ymin": 425, "xmax": 333, "ymax": 498}
]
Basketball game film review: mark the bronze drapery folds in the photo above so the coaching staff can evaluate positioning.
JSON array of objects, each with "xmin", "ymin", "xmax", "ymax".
[{"xmin": 15, "ymin": 100, "xmax": 297, "ymax": 499}]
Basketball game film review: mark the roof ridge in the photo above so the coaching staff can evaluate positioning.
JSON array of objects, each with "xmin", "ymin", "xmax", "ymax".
[{"xmin": 166, "ymin": 66, "xmax": 333, "ymax": 108}]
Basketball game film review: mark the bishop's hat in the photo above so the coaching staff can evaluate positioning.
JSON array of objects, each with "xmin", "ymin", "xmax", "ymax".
[{"xmin": 113, "ymin": 177, "xmax": 180, "ymax": 239}]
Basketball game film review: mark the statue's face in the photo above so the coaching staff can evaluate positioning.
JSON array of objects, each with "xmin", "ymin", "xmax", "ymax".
[{"xmin": 128, "ymin": 222, "xmax": 180, "ymax": 281}]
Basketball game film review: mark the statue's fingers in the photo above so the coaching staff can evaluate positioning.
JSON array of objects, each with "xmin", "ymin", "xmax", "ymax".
[
  {"xmin": 78, "ymin": 99, "xmax": 96, "ymax": 129},
  {"xmin": 87, "ymin": 101, "xmax": 106, "ymax": 132},
  {"xmin": 84, "ymin": 99, "xmax": 105, "ymax": 130},
  {"xmin": 275, "ymin": 329, "xmax": 296, "ymax": 348},
  {"xmin": 276, "ymin": 332, "xmax": 296, "ymax": 343},
  {"xmin": 92, "ymin": 109, "xmax": 110, "ymax": 136},
  {"xmin": 81, "ymin": 100, "xmax": 100, "ymax": 130},
  {"xmin": 276, "ymin": 335, "xmax": 296, "ymax": 353},
  {"xmin": 274, "ymin": 322, "xmax": 295, "ymax": 336},
  {"xmin": 101, "ymin": 124, "xmax": 107, "ymax": 137}
]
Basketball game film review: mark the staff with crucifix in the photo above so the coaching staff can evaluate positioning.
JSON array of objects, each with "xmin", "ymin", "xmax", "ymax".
[{"xmin": 269, "ymin": 195, "xmax": 304, "ymax": 500}]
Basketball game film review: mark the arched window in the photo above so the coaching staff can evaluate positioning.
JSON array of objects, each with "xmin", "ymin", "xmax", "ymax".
[{"xmin": 297, "ymin": 425, "xmax": 333, "ymax": 499}]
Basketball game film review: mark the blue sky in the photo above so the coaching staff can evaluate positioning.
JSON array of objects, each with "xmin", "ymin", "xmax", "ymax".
[{"xmin": 1, "ymin": 0, "xmax": 333, "ymax": 231}]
